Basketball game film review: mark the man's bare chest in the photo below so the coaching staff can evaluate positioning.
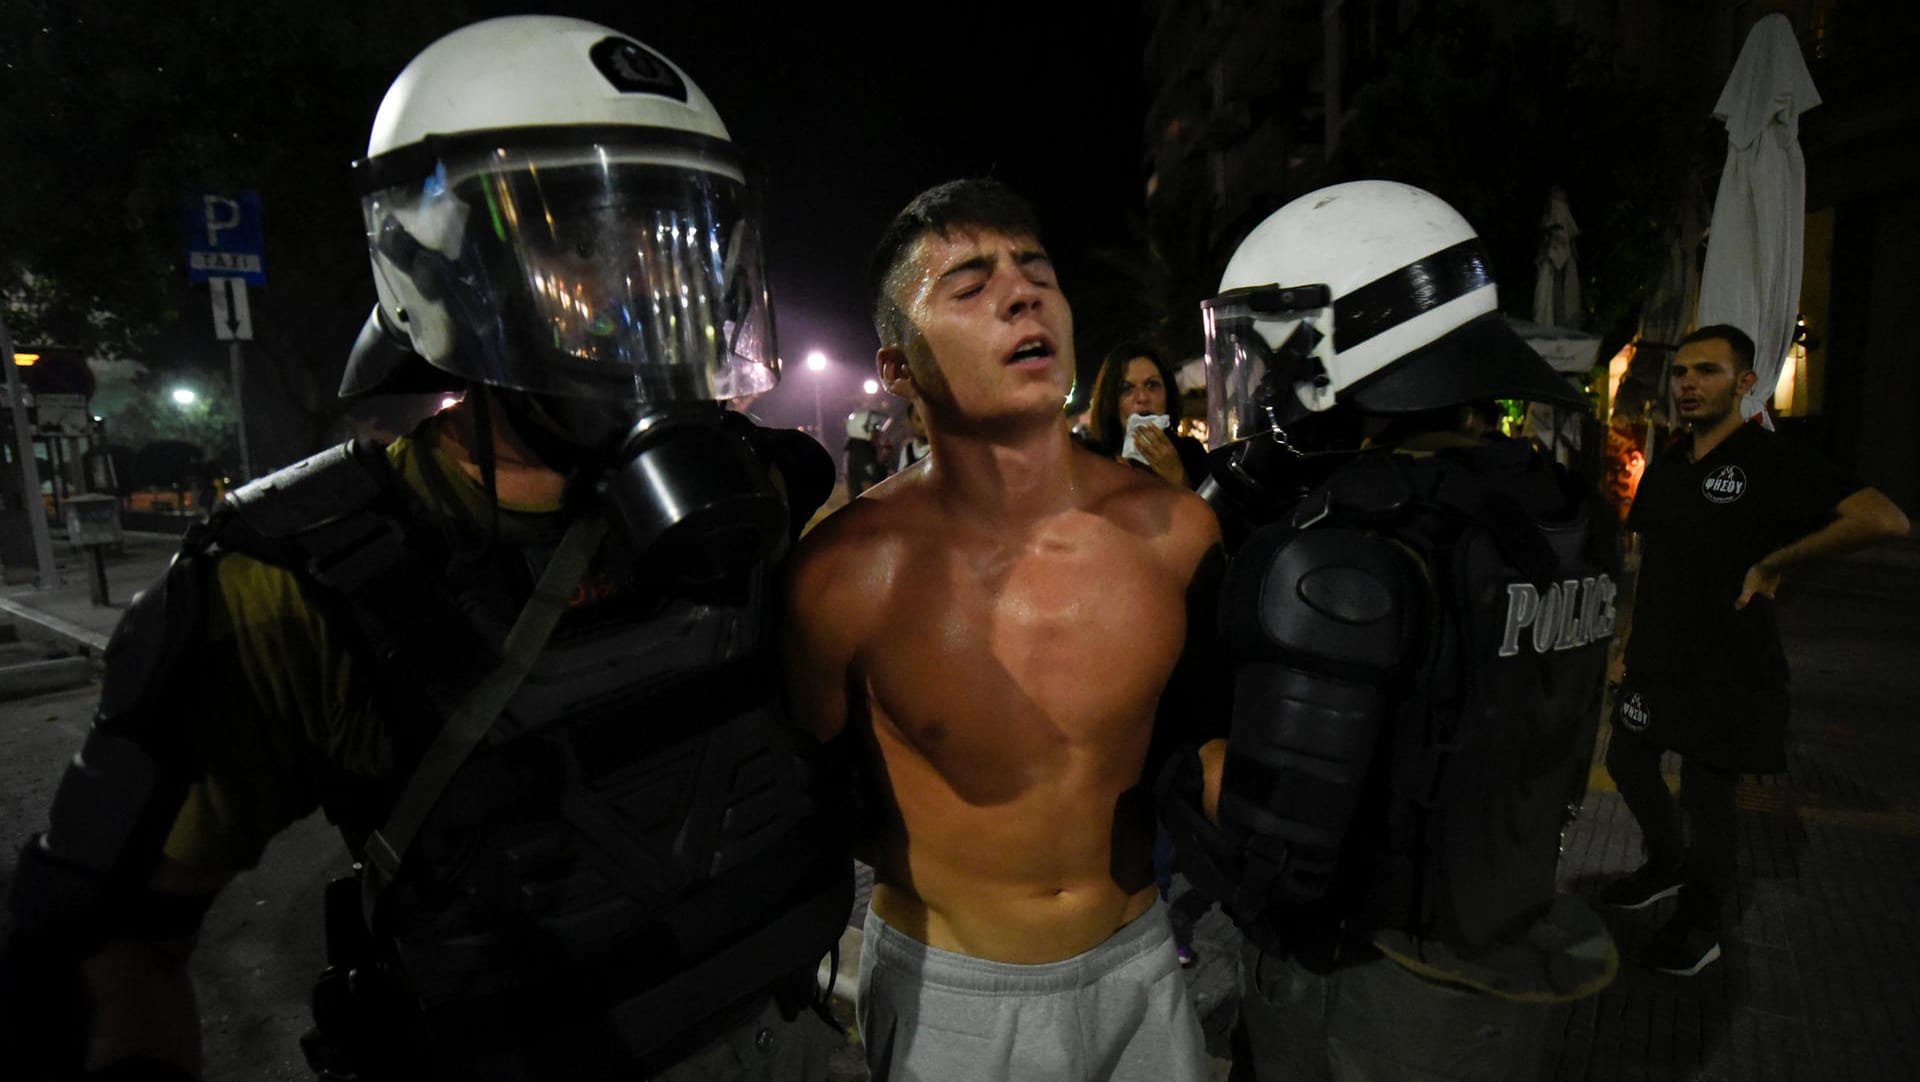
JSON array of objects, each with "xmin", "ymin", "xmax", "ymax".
[{"xmin": 862, "ymin": 534, "xmax": 1188, "ymax": 763}]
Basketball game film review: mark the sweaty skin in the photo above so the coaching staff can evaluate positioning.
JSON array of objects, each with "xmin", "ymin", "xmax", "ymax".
[{"xmin": 783, "ymin": 228, "xmax": 1220, "ymax": 964}]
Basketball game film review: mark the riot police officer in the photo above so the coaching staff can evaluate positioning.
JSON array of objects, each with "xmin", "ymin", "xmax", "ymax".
[
  {"xmin": 1160, "ymin": 181, "xmax": 1619, "ymax": 1081},
  {"xmin": 2, "ymin": 17, "xmax": 850, "ymax": 1082},
  {"xmin": 844, "ymin": 405, "xmax": 889, "ymax": 499}
]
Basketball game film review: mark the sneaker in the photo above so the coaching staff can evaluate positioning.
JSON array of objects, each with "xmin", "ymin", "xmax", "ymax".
[
  {"xmin": 1176, "ymin": 943, "xmax": 1198, "ymax": 968},
  {"xmin": 1598, "ymin": 862, "xmax": 1683, "ymax": 910},
  {"xmin": 1645, "ymin": 912, "xmax": 1722, "ymax": 977}
]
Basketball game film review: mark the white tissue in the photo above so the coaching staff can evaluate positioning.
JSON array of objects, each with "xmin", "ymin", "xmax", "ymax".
[{"xmin": 1121, "ymin": 413, "xmax": 1171, "ymax": 467}]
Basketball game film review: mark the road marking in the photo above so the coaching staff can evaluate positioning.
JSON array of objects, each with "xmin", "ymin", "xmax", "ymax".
[{"xmin": 1585, "ymin": 764, "xmax": 1920, "ymax": 838}]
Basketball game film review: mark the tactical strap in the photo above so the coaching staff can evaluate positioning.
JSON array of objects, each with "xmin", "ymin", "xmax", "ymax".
[{"xmin": 359, "ymin": 511, "xmax": 608, "ymax": 924}]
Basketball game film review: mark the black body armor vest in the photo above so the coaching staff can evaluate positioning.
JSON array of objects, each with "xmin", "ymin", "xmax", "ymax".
[
  {"xmin": 1331, "ymin": 444, "xmax": 1616, "ymax": 952},
  {"xmin": 209, "ymin": 440, "xmax": 850, "ymax": 1081},
  {"xmin": 1169, "ymin": 438, "xmax": 1618, "ymax": 998}
]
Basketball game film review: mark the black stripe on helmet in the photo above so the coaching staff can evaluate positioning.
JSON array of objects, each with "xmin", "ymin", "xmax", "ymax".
[{"xmin": 1334, "ymin": 238, "xmax": 1493, "ymax": 351}]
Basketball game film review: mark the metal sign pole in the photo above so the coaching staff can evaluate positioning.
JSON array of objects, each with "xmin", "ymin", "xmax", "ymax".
[
  {"xmin": 191, "ymin": 191, "xmax": 266, "ymax": 483},
  {"xmin": 230, "ymin": 340, "xmax": 253, "ymax": 482},
  {"xmin": 0, "ymin": 315, "xmax": 60, "ymax": 589}
]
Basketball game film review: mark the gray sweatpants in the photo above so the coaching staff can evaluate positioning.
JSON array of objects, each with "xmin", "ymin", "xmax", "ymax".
[{"xmin": 857, "ymin": 899, "xmax": 1208, "ymax": 1082}]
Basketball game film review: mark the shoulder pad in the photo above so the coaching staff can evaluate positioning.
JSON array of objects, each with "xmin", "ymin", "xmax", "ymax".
[
  {"xmin": 96, "ymin": 551, "xmax": 206, "ymax": 727},
  {"xmin": 224, "ymin": 439, "xmax": 394, "ymax": 540},
  {"xmin": 1294, "ymin": 451, "xmax": 1413, "ymax": 529},
  {"xmin": 1222, "ymin": 524, "xmax": 1422, "ymax": 681}
]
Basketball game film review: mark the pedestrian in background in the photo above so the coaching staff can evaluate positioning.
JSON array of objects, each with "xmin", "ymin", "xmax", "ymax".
[
  {"xmin": 893, "ymin": 398, "xmax": 930, "ymax": 472},
  {"xmin": 1601, "ymin": 322, "xmax": 1909, "ymax": 975},
  {"xmin": 845, "ymin": 404, "xmax": 890, "ymax": 499},
  {"xmin": 1086, "ymin": 341, "xmax": 1209, "ymax": 489}
]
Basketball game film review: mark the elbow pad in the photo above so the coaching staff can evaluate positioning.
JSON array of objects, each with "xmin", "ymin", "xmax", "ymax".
[
  {"xmin": 1215, "ymin": 523, "xmax": 1421, "ymax": 908},
  {"xmin": 3, "ymin": 550, "xmax": 218, "ymax": 1081},
  {"xmin": 7, "ymin": 550, "xmax": 215, "ymax": 957}
]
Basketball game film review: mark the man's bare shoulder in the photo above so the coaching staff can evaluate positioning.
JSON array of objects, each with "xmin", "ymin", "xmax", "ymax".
[
  {"xmin": 1077, "ymin": 454, "xmax": 1222, "ymax": 570},
  {"xmin": 786, "ymin": 473, "xmax": 934, "ymax": 614}
]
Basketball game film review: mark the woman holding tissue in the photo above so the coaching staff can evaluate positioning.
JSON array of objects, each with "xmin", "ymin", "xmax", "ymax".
[{"xmin": 1087, "ymin": 342, "xmax": 1210, "ymax": 489}]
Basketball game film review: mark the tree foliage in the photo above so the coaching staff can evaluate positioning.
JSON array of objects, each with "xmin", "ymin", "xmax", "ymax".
[
  {"xmin": 111, "ymin": 363, "xmax": 242, "ymax": 469},
  {"xmin": 1332, "ymin": 3, "xmax": 1704, "ymax": 349},
  {"xmin": 0, "ymin": 1, "xmax": 471, "ymax": 469}
]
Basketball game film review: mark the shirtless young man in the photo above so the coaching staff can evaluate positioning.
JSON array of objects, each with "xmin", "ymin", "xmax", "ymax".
[{"xmin": 782, "ymin": 179, "xmax": 1221, "ymax": 1081}]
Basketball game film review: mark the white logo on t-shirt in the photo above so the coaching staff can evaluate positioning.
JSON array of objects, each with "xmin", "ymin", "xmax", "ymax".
[
  {"xmin": 1701, "ymin": 465, "xmax": 1747, "ymax": 504},
  {"xmin": 1619, "ymin": 691, "xmax": 1651, "ymax": 731}
]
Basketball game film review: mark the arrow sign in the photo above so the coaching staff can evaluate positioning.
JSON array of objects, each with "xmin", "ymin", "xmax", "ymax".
[{"xmin": 211, "ymin": 276, "xmax": 253, "ymax": 341}]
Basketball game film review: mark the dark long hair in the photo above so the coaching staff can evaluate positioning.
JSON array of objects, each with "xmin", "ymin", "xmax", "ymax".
[{"xmin": 1087, "ymin": 341, "xmax": 1181, "ymax": 454}]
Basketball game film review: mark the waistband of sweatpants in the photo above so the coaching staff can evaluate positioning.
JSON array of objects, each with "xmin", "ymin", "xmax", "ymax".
[{"xmin": 863, "ymin": 896, "xmax": 1174, "ymax": 994}]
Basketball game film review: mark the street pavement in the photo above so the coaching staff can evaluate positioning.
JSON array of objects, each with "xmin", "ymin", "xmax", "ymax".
[{"xmin": 1, "ymin": 524, "xmax": 1917, "ymax": 1080}]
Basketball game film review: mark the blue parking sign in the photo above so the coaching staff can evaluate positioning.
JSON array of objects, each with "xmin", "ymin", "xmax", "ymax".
[{"xmin": 184, "ymin": 191, "xmax": 266, "ymax": 286}]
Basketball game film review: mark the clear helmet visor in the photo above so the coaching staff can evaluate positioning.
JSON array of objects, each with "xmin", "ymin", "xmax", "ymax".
[
  {"xmin": 363, "ymin": 135, "xmax": 777, "ymax": 404},
  {"xmin": 1200, "ymin": 285, "xmax": 1332, "ymax": 450}
]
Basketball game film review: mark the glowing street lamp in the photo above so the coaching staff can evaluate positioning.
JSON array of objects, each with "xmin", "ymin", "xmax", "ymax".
[{"xmin": 171, "ymin": 387, "xmax": 198, "ymax": 407}]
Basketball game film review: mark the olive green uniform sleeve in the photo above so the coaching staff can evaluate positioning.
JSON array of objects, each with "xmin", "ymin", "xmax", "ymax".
[{"xmin": 160, "ymin": 553, "xmax": 391, "ymax": 874}]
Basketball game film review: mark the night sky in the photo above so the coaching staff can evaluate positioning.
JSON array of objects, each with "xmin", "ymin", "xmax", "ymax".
[{"xmin": 484, "ymin": 3, "xmax": 1152, "ymax": 436}]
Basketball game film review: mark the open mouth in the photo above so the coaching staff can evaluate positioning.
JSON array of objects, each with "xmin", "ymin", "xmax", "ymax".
[{"xmin": 1006, "ymin": 336, "xmax": 1053, "ymax": 365}]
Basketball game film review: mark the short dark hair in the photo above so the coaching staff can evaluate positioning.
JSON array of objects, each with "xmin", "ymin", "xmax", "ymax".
[
  {"xmin": 1681, "ymin": 324, "xmax": 1756, "ymax": 372},
  {"xmin": 868, "ymin": 178, "xmax": 1045, "ymax": 347},
  {"xmin": 1087, "ymin": 341, "xmax": 1181, "ymax": 454}
]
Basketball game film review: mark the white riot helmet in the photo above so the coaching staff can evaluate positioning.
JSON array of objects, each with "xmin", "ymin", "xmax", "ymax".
[
  {"xmin": 1202, "ymin": 180, "xmax": 1583, "ymax": 448},
  {"xmin": 341, "ymin": 16, "xmax": 777, "ymax": 406},
  {"xmin": 846, "ymin": 406, "xmax": 888, "ymax": 442}
]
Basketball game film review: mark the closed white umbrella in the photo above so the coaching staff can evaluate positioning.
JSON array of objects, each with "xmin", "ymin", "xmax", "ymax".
[
  {"xmin": 1533, "ymin": 186, "xmax": 1583, "ymax": 331},
  {"xmin": 1693, "ymin": 13, "xmax": 1821, "ymax": 427}
]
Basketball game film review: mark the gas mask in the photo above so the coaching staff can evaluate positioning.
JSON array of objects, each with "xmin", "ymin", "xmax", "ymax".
[{"xmin": 496, "ymin": 393, "xmax": 786, "ymax": 582}]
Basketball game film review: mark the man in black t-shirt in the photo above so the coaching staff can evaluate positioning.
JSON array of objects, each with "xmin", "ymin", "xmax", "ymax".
[{"xmin": 1600, "ymin": 324, "xmax": 1909, "ymax": 977}]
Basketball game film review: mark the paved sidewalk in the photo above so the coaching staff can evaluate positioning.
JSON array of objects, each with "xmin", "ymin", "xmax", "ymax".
[{"xmin": 0, "ymin": 528, "xmax": 184, "ymax": 654}]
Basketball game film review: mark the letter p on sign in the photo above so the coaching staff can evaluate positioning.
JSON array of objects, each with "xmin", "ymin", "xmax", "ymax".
[{"xmin": 204, "ymin": 195, "xmax": 242, "ymax": 247}]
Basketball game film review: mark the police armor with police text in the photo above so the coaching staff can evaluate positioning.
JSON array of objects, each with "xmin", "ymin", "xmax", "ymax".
[{"xmin": 1185, "ymin": 434, "xmax": 1620, "ymax": 991}]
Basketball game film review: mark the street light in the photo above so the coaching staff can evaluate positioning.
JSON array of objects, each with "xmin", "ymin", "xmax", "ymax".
[
  {"xmin": 171, "ymin": 387, "xmax": 198, "ymax": 407},
  {"xmin": 805, "ymin": 350, "xmax": 828, "ymax": 438}
]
